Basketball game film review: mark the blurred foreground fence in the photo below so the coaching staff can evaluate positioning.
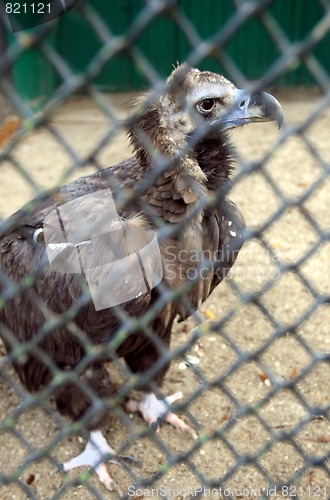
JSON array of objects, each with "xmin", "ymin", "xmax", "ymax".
[{"xmin": 0, "ymin": 0, "xmax": 329, "ymax": 498}]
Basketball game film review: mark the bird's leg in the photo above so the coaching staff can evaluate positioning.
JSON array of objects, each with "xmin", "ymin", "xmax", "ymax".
[
  {"xmin": 63, "ymin": 430, "xmax": 122, "ymax": 492},
  {"xmin": 126, "ymin": 392, "xmax": 197, "ymax": 439}
]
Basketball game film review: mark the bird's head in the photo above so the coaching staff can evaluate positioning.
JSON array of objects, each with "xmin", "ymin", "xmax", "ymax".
[
  {"xmin": 129, "ymin": 64, "xmax": 283, "ymax": 167},
  {"xmin": 160, "ymin": 64, "xmax": 283, "ymax": 141}
]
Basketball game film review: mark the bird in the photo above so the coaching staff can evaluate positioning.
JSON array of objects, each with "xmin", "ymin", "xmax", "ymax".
[{"xmin": 0, "ymin": 64, "xmax": 283, "ymax": 491}]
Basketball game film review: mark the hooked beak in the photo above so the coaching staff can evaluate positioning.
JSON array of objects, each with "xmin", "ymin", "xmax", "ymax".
[{"xmin": 216, "ymin": 89, "xmax": 283, "ymax": 131}]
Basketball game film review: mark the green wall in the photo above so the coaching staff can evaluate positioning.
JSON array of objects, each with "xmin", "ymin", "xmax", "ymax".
[
  {"xmin": 8, "ymin": 0, "xmax": 330, "ymax": 110},
  {"xmin": 55, "ymin": 0, "xmax": 329, "ymax": 89}
]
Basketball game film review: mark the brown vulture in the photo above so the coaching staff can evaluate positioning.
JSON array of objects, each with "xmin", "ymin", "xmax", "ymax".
[{"xmin": 0, "ymin": 65, "xmax": 283, "ymax": 490}]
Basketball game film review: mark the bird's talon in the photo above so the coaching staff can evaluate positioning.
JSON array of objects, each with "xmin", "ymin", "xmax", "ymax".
[
  {"xmin": 118, "ymin": 454, "xmax": 141, "ymax": 465},
  {"xmin": 127, "ymin": 392, "xmax": 196, "ymax": 438},
  {"xmin": 108, "ymin": 479, "xmax": 122, "ymax": 495},
  {"xmin": 150, "ymin": 421, "xmax": 160, "ymax": 433},
  {"xmin": 62, "ymin": 430, "xmax": 122, "ymax": 492}
]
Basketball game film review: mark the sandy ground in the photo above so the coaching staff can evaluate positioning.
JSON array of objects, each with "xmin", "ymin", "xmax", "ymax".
[{"xmin": 0, "ymin": 90, "xmax": 329, "ymax": 499}]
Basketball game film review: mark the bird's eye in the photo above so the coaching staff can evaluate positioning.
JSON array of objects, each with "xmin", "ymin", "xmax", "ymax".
[{"xmin": 198, "ymin": 98, "xmax": 216, "ymax": 113}]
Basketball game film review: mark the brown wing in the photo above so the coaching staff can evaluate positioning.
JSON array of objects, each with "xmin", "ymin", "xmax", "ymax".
[
  {"xmin": 208, "ymin": 198, "xmax": 245, "ymax": 294},
  {"xmin": 176, "ymin": 198, "xmax": 245, "ymax": 321},
  {"xmin": 0, "ymin": 158, "xmax": 156, "ymax": 390}
]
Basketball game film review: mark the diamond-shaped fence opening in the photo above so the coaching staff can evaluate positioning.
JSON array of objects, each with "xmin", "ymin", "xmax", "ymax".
[{"xmin": 0, "ymin": 0, "xmax": 329, "ymax": 499}]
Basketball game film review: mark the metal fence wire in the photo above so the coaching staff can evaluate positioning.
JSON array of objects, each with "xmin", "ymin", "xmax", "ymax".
[{"xmin": 0, "ymin": 0, "xmax": 329, "ymax": 498}]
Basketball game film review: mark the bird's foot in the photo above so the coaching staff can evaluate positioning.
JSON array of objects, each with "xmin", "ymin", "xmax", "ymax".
[
  {"xmin": 62, "ymin": 430, "xmax": 134, "ymax": 493},
  {"xmin": 126, "ymin": 391, "xmax": 197, "ymax": 439}
]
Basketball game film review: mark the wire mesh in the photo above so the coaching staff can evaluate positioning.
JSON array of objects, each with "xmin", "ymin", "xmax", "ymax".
[{"xmin": 0, "ymin": 0, "xmax": 329, "ymax": 498}]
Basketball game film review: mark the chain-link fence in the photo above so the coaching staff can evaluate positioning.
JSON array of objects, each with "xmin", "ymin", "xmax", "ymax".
[{"xmin": 0, "ymin": 0, "xmax": 329, "ymax": 498}]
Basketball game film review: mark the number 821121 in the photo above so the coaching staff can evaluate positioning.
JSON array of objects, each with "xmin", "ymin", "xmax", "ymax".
[{"xmin": 5, "ymin": 3, "xmax": 51, "ymax": 14}]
